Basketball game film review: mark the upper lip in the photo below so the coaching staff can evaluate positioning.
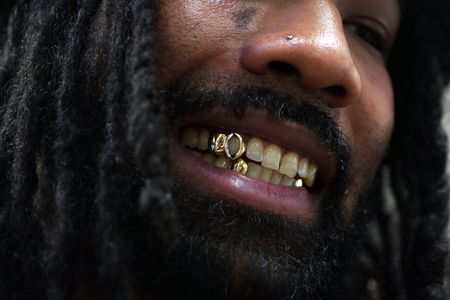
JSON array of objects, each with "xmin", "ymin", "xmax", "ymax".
[{"xmin": 176, "ymin": 107, "xmax": 337, "ymax": 190}]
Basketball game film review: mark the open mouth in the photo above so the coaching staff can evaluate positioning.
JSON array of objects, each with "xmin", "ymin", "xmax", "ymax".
[
  {"xmin": 171, "ymin": 109, "xmax": 336, "ymax": 218},
  {"xmin": 181, "ymin": 127, "xmax": 318, "ymax": 189}
]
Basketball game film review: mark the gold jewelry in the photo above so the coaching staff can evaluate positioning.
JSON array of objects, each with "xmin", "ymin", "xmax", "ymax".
[
  {"xmin": 224, "ymin": 133, "xmax": 246, "ymax": 160},
  {"xmin": 295, "ymin": 179, "xmax": 303, "ymax": 188},
  {"xmin": 210, "ymin": 133, "xmax": 227, "ymax": 154},
  {"xmin": 233, "ymin": 159, "xmax": 248, "ymax": 175}
]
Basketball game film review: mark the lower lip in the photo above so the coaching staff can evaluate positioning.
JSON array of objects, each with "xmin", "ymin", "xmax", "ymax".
[{"xmin": 172, "ymin": 142, "xmax": 320, "ymax": 219}]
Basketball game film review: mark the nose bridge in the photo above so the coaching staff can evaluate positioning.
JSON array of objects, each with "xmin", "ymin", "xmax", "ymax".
[{"xmin": 240, "ymin": 0, "xmax": 362, "ymax": 107}]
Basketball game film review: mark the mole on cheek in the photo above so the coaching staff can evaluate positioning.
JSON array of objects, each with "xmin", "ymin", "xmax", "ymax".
[{"xmin": 232, "ymin": 5, "xmax": 257, "ymax": 30}]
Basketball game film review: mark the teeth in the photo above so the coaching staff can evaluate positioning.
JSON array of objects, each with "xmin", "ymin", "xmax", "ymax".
[
  {"xmin": 210, "ymin": 133, "xmax": 227, "ymax": 154},
  {"xmin": 247, "ymin": 162, "xmax": 262, "ymax": 179},
  {"xmin": 280, "ymin": 175, "xmax": 295, "ymax": 187},
  {"xmin": 182, "ymin": 127, "xmax": 319, "ymax": 188},
  {"xmin": 246, "ymin": 137, "xmax": 264, "ymax": 162},
  {"xmin": 233, "ymin": 159, "xmax": 248, "ymax": 175},
  {"xmin": 279, "ymin": 152, "xmax": 299, "ymax": 178},
  {"xmin": 295, "ymin": 179, "xmax": 303, "ymax": 188},
  {"xmin": 262, "ymin": 144, "xmax": 282, "ymax": 171},
  {"xmin": 214, "ymin": 156, "xmax": 232, "ymax": 169},
  {"xmin": 304, "ymin": 164, "xmax": 317, "ymax": 187},
  {"xmin": 189, "ymin": 150, "xmax": 201, "ymax": 157},
  {"xmin": 297, "ymin": 157, "xmax": 310, "ymax": 178},
  {"xmin": 260, "ymin": 167, "xmax": 273, "ymax": 182},
  {"xmin": 198, "ymin": 128, "xmax": 210, "ymax": 151},
  {"xmin": 181, "ymin": 127, "xmax": 199, "ymax": 148},
  {"xmin": 202, "ymin": 153, "xmax": 216, "ymax": 164},
  {"xmin": 225, "ymin": 133, "xmax": 246, "ymax": 160},
  {"xmin": 270, "ymin": 171, "xmax": 283, "ymax": 185}
]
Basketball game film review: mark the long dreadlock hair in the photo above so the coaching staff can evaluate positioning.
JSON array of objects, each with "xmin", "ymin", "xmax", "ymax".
[{"xmin": 0, "ymin": 1, "xmax": 449, "ymax": 300}]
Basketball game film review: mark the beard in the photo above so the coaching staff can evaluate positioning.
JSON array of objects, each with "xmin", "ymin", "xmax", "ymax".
[{"xmin": 145, "ymin": 83, "xmax": 373, "ymax": 300}]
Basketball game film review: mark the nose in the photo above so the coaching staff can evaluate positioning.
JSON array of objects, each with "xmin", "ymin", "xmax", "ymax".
[{"xmin": 239, "ymin": 2, "xmax": 362, "ymax": 108}]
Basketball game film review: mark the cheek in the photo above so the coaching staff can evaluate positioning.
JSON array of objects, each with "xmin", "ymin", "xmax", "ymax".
[
  {"xmin": 353, "ymin": 61, "xmax": 394, "ymax": 163},
  {"xmin": 342, "ymin": 41, "xmax": 395, "ymax": 169},
  {"xmin": 338, "ymin": 44, "xmax": 394, "ymax": 216},
  {"xmin": 155, "ymin": 1, "xmax": 241, "ymax": 87}
]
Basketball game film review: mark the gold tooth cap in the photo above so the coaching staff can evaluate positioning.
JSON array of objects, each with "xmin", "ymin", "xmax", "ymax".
[
  {"xmin": 225, "ymin": 133, "xmax": 246, "ymax": 160},
  {"xmin": 295, "ymin": 179, "xmax": 303, "ymax": 188},
  {"xmin": 232, "ymin": 159, "xmax": 248, "ymax": 175},
  {"xmin": 209, "ymin": 133, "xmax": 227, "ymax": 154}
]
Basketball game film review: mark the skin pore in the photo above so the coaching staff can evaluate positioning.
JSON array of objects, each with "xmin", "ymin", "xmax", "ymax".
[{"xmin": 152, "ymin": 0, "xmax": 400, "ymax": 298}]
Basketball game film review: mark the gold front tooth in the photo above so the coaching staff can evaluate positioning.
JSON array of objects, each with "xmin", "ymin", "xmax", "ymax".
[
  {"xmin": 233, "ymin": 159, "xmax": 248, "ymax": 175},
  {"xmin": 210, "ymin": 133, "xmax": 227, "ymax": 154},
  {"xmin": 295, "ymin": 179, "xmax": 303, "ymax": 188},
  {"xmin": 225, "ymin": 133, "xmax": 246, "ymax": 160}
]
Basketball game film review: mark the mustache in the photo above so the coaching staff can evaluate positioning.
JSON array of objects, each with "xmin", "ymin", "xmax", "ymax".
[
  {"xmin": 155, "ymin": 84, "xmax": 361, "ymax": 299},
  {"xmin": 164, "ymin": 83, "xmax": 352, "ymax": 206}
]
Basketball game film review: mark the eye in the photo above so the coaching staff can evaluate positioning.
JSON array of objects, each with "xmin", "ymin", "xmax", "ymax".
[{"xmin": 344, "ymin": 19, "xmax": 389, "ymax": 55}]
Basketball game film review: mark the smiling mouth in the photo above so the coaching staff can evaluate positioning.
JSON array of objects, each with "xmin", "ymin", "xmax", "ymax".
[
  {"xmin": 181, "ymin": 127, "xmax": 318, "ymax": 189},
  {"xmin": 171, "ymin": 109, "xmax": 336, "ymax": 218}
]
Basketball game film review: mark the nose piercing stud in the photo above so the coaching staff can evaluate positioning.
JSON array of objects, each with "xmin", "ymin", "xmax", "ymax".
[
  {"xmin": 225, "ymin": 133, "xmax": 246, "ymax": 160},
  {"xmin": 286, "ymin": 34, "xmax": 294, "ymax": 41}
]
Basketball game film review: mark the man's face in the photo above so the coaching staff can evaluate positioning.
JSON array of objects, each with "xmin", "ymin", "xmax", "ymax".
[{"xmin": 152, "ymin": 0, "xmax": 399, "ymax": 298}]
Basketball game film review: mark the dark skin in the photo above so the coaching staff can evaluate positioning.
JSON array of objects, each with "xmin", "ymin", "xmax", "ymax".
[
  {"xmin": 232, "ymin": 5, "xmax": 257, "ymax": 29},
  {"xmin": 2, "ymin": 1, "xmax": 449, "ymax": 299},
  {"xmin": 153, "ymin": 0, "xmax": 400, "ymax": 297},
  {"xmin": 156, "ymin": 0, "xmax": 399, "ymax": 217}
]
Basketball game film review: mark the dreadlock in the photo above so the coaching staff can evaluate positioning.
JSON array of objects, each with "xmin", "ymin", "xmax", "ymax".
[
  {"xmin": 0, "ymin": 1, "xmax": 174, "ymax": 299},
  {"xmin": 0, "ymin": 1, "xmax": 448, "ymax": 300}
]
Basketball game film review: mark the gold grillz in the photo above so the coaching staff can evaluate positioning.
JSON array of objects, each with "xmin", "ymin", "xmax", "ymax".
[
  {"xmin": 210, "ymin": 132, "xmax": 246, "ymax": 161},
  {"xmin": 181, "ymin": 126, "xmax": 318, "ymax": 188}
]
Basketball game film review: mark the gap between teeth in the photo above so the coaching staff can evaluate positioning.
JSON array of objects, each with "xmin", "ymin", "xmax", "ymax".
[{"xmin": 181, "ymin": 126, "xmax": 318, "ymax": 188}]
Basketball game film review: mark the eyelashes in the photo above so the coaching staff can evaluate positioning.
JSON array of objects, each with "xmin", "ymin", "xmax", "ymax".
[{"xmin": 344, "ymin": 18, "xmax": 389, "ymax": 56}]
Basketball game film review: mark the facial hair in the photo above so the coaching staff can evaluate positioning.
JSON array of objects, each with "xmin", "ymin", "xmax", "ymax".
[{"xmin": 149, "ymin": 84, "xmax": 372, "ymax": 300}]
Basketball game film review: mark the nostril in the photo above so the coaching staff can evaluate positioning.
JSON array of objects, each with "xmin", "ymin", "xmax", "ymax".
[
  {"xmin": 324, "ymin": 85, "xmax": 346, "ymax": 97},
  {"xmin": 267, "ymin": 61, "xmax": 301, "ymax": 77}
]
